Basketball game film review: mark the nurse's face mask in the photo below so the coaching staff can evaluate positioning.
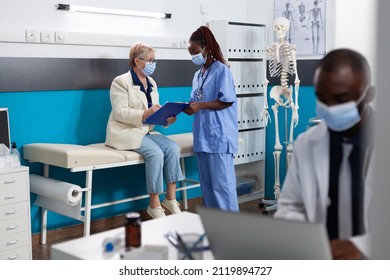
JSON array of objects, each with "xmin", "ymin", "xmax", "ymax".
[
  {"xmin": 192, "ymin": 52, "xmax": 206, "ymax": 66},
  {"xmin": 316, "ymin": 87, "xmax": 368, "ymax": 132}
]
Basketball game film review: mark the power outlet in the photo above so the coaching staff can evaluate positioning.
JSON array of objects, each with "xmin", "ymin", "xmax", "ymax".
[
  {"xmin": 25, "ymin": 30, "xmax": 39, "ymax": 42},
  {"xmin": 40, "ymin": 31, "xmax": 54, "ymax": 43},
  {"xmin": 169, "ymin": 39, "xmax": 180, "ymax": 49},
  {"xmin": 180, "ymin": 39, "xmax": 188, "ymax": 48},
  {"xmin": 200, "ymin": 4, "xmax": 208, "ymax": 14},
  {"xmin": 54, "ymin": 32, "xmax": 66, "ymax": 44}
]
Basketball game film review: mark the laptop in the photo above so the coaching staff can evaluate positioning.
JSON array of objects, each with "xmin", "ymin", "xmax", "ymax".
[{"xmin": 197, "ymin": 206, "xmax": 332, "ymax": 260}]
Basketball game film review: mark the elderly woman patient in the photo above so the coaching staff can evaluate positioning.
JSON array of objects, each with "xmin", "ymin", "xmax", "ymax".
[{"xmin": 105, "ymin": 41, "xmax": 184, "ymax": 219}]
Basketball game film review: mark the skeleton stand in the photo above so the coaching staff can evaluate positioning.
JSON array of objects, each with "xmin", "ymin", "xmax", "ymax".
[{"xmin": 259, "ymin": 17, "xmax": 300, "ymax": 214}]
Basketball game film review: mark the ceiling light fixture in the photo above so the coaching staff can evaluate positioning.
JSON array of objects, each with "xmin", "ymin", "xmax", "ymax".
[{"xmin": 57, "ymin": 4, "xmax": 172, "ymax": 19}]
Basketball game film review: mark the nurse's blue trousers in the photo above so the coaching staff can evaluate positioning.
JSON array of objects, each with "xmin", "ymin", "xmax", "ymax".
[{"xmin": 196, "ymin": 152, "xmax": 239, "ymax": 212}]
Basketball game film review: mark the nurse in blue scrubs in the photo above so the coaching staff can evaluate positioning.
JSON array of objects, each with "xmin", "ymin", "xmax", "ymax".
[{"xmin": 184, "ymin": 26, "xmax": 239, "ymax": 212}]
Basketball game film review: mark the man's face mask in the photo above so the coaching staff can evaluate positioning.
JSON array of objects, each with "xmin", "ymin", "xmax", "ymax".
[{"xmin": 316, "ymin": 88, "xmax": 368, "ymax": 132}]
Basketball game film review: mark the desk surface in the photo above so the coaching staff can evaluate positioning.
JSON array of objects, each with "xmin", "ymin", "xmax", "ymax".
[{"xmin": 51, "ymin": 212, "xmax": 213, "ymax": 260}]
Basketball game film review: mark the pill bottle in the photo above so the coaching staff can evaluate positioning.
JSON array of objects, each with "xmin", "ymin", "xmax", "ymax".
[
  {"xmin": 102, "ymin": 235, "xmax": 122, "ymax": 252},
  {"xmin": 125, "ymin": 212, "xmax": 141, "ymax": 249}
]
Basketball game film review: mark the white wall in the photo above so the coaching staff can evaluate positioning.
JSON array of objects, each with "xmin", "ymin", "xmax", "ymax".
[
  {"xmin": 0, "ymin": 0, "xmax": 377, "ymax": 63},
  {"xmin": 1, "ymin": 0, "xmax": 247, "ymax": 36},
  {"xmin": 246, "ymin": 0, "xmax": 275, "ymax": 43},
  {"xmin": 0, "ymin": 0, "xmax": 250, "ymax": 59},
  {"xmin": 333, "ymin": 0, "xmax": 377, "ymax": 84}
]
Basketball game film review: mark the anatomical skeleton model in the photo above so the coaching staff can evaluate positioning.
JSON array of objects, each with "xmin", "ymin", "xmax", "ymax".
[{"xmin": 261, "ymin": 17, "xmax": 300, "ymax": 206}]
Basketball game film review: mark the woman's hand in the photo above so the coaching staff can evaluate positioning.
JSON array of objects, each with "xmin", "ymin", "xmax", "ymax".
[
  {"xmin": 143, "ymin": 104, "xmax": 161, "ymax": 122},
  {"xmin": 166, "ymin": 116, "xmax": 177, "ymax": 125},
  {"xmin": 163, "ymin": 116, "xmax": 177, "ymax": 128}
]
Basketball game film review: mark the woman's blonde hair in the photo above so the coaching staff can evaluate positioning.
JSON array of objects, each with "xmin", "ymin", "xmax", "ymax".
[{"xmin": 129, "ymin": 42, "xmax": 154, "ymax": 68}]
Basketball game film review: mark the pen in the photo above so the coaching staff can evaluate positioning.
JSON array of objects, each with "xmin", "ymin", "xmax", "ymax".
[
  {"xmin": 164, "ymin": 232, "xmax": 211, "ymax": 252},
  {"xmin": 164, "ymin": 232, "xmax": 179, "ymax": 247},
  {"xmin": 176, "ymin": 232, "xmax": 195, "ymax": 260},
  {"xmin": 164, "ymin": 233, "xmax": 211, "ymax": 252},
  {"xmin": 186, "ymin": 233, "xmax": 206, "ymax": 256}
]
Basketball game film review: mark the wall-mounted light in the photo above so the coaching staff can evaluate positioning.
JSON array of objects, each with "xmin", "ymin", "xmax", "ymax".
[{"xmin": 57, "ymin": 4, "xmax": 172, "ymax": 19}]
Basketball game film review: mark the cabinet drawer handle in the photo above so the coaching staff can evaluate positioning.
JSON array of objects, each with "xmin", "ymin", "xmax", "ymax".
[
  {"xmin": 6, "ymin": 225, "xmax": 18, "ymax": 231},
  {"xmin": 4, "ymin": 194, "xmax": 16, "ymax": 200},
  {"xmin": 5, "ymin": 209, "xmax": 16, "ymax": 215},
  {"xmin": 7, "ymin": 255, "xmax": 19, "ymax": 260},
  {"xmin": 7, "ymin": 240, "xmax": 18, "ymax": 246},
  {"xmin": 4, "ymin": 179, "xmax": 16, "ymax": 184}
]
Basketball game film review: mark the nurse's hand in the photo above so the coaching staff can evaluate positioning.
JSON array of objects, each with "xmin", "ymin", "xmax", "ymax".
[
  {"xmin": 183, "ymin": 102, "xmax": 201, "ymax": 116},
  {"xmin": 143, "ymin": 104, "xmax": 161, "ymax": 122},
  {"xmin": 330, "ymin": 240, "xmax": 363, "ymax": 260}
]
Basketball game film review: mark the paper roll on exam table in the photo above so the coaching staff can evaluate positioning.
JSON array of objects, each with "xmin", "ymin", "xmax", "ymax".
[
  {"xmin": 30, "ymin": 174, "xmax": 83, "ymax": 220},
  {"xmin": 30, "ymin": 174, "xmax": 82, "ymax": 205}
]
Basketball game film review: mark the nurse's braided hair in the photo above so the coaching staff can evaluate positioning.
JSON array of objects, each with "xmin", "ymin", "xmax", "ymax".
[{"xmin": 189, "ymin": 26, "xmax": 228, "ymax": 66}]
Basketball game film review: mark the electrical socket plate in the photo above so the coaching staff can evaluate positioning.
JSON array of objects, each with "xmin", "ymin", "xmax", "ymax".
[
  {"xmin": 170, "ymin": 40, "xmax": 179, "ymax": 48},
  {"xmin": 26, "ymin": 30, "xmax": 39, "ymax": 42},
  {"xmin": 200, "ymin": 4, "xmax": 208, "ymax": 14},
  {"xmin": 55, "ymin": 32, "xmax": 66, "ymax": 43},
  {"xmin": 180, "ymin": 39, "xmax": 188, "ymax": 48},
  {"xmin": 40, "ymin": 31, "xmax": 54, "ymax": 43}
]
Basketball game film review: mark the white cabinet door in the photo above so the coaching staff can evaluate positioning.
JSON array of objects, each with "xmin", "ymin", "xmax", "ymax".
[
  {"xmin": 245, "ymin": 129, "xmax": 265, "ymax": 162},
  {"xmin": 240, "ymin": 96, "xmax": 263, "ymax": 129},
  {"xmin": 251, "ymin": 26, "xmax": 266, "ymax": 58},
  {"xmin": 234, "ymin": 132, "xmax": 247, "ymax": 165}
]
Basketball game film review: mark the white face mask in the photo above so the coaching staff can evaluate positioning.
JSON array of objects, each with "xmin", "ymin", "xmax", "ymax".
[
  {"xmin": 191, "ymin": 52, "xmax": 206, "ymax": 66},
  {"xmin": 316, "ymin": 89, "xmax": 368, "ymax": 132},
  {"xmin": 141, "ymin": 62, "xmax": 156, "ymax": 76}
]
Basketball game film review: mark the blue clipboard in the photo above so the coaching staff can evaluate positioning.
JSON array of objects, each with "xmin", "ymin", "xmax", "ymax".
[{"xmin": 143, "ymin": 102, "xmax": 190, "ymax": 125}]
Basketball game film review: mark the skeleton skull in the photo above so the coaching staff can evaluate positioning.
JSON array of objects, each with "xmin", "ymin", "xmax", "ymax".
[{"xmin": 274, "ymin": 17, "xmax": 290, "ymax": 39}]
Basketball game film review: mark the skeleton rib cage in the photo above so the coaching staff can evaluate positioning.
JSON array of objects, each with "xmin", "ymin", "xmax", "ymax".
[{"xmin": 265, "ymin": 43, "xmax": 297, "ymax": 90}]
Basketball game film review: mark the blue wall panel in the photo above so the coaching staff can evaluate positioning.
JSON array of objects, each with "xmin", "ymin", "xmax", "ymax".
[{"xmin": 1, "ymin": 86, "xmax": 201, "ymax": 233}]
